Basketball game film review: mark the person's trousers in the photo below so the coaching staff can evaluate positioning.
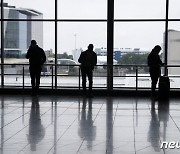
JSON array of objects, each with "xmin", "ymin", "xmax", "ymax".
[
  {"xmin": 150, "ymin": 69, "xmax": 160, "ymax": 96},
  {"xmin": 81, "ymin": 68, "xmax": 93, "ymax": 94},
  {"xmin": 29, "ymin": 66, "xmax": 42, "ymax": 93}
]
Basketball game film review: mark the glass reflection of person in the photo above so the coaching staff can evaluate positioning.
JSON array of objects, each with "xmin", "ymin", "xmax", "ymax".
[
  {"xmin": 78, "ymin": 98, "xmax": 96, "ymax": 150},
  {"xmin": 148, "ymin": 101, "xmax": 160, "ymax": 152},
  {"xmin": 27, "ymin": 97, "xmax": 45, "ymax": 151},
  {"xmin": 158, "ymin": 99, "xmax": 169, "ymax": 141}
]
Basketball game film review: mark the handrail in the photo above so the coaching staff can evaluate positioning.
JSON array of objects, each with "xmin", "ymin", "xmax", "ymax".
[{"xmin": 0, "ymin": 63, "xmax": 180, "ymax": 90}]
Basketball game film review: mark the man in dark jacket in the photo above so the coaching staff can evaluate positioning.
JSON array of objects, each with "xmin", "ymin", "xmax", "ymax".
[
  {"xmin": 78, "ymin": 44, "xmax": 97, "ymax": 97},
  {"xmin": 26, "ymin": 40, "xmax": 46, "ymax": 96},
  {"xmin": 147, "ymin": 45, "xmax": 163, "ymax": 98}
]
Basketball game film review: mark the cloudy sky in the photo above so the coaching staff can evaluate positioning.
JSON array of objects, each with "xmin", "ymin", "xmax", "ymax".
[{"xmin": 4, "ymin": 0, "xmax": 180, "ymax": 54}]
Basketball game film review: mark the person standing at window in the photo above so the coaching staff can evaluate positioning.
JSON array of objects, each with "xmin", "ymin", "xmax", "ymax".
[
  {"xmin": 78, "ymin": 44, "xmax": 97, "ymax": 97},
  {"xmin": 26, "ymin": 40, "xmax": 46, "ymax": 96},
  {"xmin": 147, "ymin": 45, "xmax": 163, "ymax": 98}
]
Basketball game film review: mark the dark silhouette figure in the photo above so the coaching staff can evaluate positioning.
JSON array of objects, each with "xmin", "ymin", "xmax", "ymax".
[
  {"xmin": 27, "ymin": 97, "xmax": 45, "ymax": 151},
  {"xmin": 147, "ymin": 45, "xmax": 163, "ymax": 98},
  {"xmin": 78, "ymin": 44, "xmax": 97, "ymax": 97},
  {"xmin": 26, "ymin": 40, "xmax": 46, "ymax": 96}
]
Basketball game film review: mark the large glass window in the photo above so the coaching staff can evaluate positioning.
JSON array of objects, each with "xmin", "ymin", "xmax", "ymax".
[
  {"xmin": 115, "ymin": 0, "xmax": 166, "ymax": 19},
  {"xmin": 4, "ymin": 0, "xmax": 55, "ymax": 19},
  {"xmin": 169, "ymin": 0, "xmax": 180, "ymax": 19},
  {"xmin": 58, "ymin": 0, "xmax": 107, "ymax": 19},
  {"xmin": 1, "ymin": 0, "xmax": 180, "ymax": 90},
  {"xmin": 57, "ymin": 22, "xmax": 107, "ymax": 88}
]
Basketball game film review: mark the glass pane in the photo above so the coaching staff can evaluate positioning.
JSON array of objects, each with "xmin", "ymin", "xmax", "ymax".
[
  {"xmin": 58, "ymin": 0, "xmax": 107, "ymax": 19},
  {"xmin": 4, "ymin": 0, "xmax": 55, "ymax": 19},
  {"xmin": 114, "ymin": 22, "xmax": 164, "ymax": 88},
  {"xmin": 115, "ymin": 0, "xmax": 166, "ymax": 19},
  {"xmin": 115, "ymin": 22, "xmax": 165, "ymax": 52},
  {"xmin": 3, "ymin": 21, "xmax": 55, "ymax": 87},
  {"xmin": 3, "ymin": 21, "xmax": 55, "ymax": 62},
  {"xmin": 166, "ymin": 22, "xmax": 180, "ymax": 76},
  {"xmin": 58, "ymin": 22, "xmax": 107, "ymax": 88},
  {"xmin": 169, "ymin": 0, "xmax": 180, "ymax": 19}
]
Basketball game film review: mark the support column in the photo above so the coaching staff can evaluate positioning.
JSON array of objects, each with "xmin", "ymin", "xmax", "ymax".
[{"xmin": 107, "ymin": 0, "xmax": 114, "ymax": 91}]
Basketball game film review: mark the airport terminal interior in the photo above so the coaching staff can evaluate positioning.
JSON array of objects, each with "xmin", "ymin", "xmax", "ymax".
[{"xmin": 1, "ymin": 0, "xmax": 180, "ymax": 153}]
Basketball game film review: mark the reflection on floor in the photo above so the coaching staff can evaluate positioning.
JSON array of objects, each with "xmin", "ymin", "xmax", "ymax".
[{"xmin": 0, "ymin": 95, "xmax": 179, "ymax": 154}]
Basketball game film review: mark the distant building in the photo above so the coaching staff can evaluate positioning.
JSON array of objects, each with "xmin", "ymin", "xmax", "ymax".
[
  {"xmin": 0, "ymin": 3, "xmax": 43, "ymax": 58},
  {"xmin": 163, "ymin": 30, "xmax": 180, "ymax": 74},
  {"xmin": 95, "ymin": 47, "xmax": 149, "ymax": 61}
]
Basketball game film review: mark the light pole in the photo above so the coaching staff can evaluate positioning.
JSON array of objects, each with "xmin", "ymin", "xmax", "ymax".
[{"xmin": 74, "ymin": 34, "xmax": 77, "ymax": 50}]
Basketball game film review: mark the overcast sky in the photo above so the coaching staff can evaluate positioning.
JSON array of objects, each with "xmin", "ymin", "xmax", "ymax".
[{"xmin": 4, "ymin": 0, "xmax": 180, "ymax": 54}]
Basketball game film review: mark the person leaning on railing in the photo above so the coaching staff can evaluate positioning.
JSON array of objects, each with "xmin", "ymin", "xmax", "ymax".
[
  {"xmin": 26, "ymin": 40, "xmax": 46, "ymax": 96},
  {"xmin": 78, "ymin": 44, "xmax": 97, "ymax": 97}
]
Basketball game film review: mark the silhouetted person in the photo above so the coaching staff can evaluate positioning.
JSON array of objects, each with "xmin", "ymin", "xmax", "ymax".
[
  {"xmin": 26, "ymin": 40, "xmax": 46, "ymax": 96},
  {"xmin": 147, "ymin": 45, "xmax": 163, "ymax": 98},
  {"xmin": 27, "ymin": 97, "xmax": 45, "ymax": 151},
  {"xmin": 78, "ymin": 44, "xmax": 97, "ymax": 97}
]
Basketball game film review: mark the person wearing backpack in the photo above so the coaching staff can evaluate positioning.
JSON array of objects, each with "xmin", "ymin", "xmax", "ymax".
[{"xmin": 78, "ymin": 44, "xmax": 97, "ymax": 97}]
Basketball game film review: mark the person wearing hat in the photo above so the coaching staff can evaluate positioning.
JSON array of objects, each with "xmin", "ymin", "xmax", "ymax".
[
  {"xmin": 78, "ymin": 44, "xmax": 97, "ymax": 97},
  {"xmin": 26, "ymin": 40, "xmax": 46, "ymax": 96}
]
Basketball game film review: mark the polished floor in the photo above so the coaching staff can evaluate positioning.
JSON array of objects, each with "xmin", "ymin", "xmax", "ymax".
[{"xmin": 0, "ymin": 94, "xmax": 179, "ymax": 154}]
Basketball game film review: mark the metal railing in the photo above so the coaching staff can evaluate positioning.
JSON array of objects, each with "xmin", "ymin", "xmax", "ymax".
[{"xmin": 1, "ymin": 63, "xmax": 180, "ymax": 90}]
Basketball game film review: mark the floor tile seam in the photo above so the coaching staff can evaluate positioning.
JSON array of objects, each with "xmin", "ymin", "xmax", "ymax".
[
  {"xmin": 17, "ymin": 143, "xmax": 29, "ymax": 154},
  {"xmin": 1, "ymin": 105, "xmax": 53, "ymax": 129},
  {"xmin": 55, "ymin": 102, "xmax": 78, "ymax": 119},
  {"xmin": 0, "ymin": 110, "xmax": 31, "ymax": 129},
  {"xmin": 106, "ymin": 103, "xmax": 119, "ymax": 153},
  {"xmin": 79, "ymin": 141, "xmax": 107, "ymax": 151},
  {"xmin": 46, "ymin": 118, "xmax": 78, "ymax": 154},
  {"xmin": 1, "ymin": 124, "xmax": 29, "ymax": 145},
  {"xmin": 46, "ymin": 107, "xmax": 86, "ymax": 154},
  {"xmin": 17, "ymin": 110, "xmax": 60, "ymax": 153},
  {"xmin": 36, "ymin": 102, "xmax": 77, "ymax": 130},
  {"xmin": 0, "ymin": 107, "xmax": 54, "ymax": 145},
  {"xmin": 134, "ymin": 103, "xmax": 165, "ymax": 154},
  {"xmin": 0, "ymin": 106, "xmax": 22, "ymax": 117},
  {"xmin": 135, "ymin": 145, "xmax": 157, "ymax": 152},
  {"xmin": 76, "ymin": 102, "xmax": 106, "ymax": 154},
  {"xmin": 155, "ymin": 106, "xmax": 167, "ymax": 154},
  {"xmin": 133, "ymin": 105, "xmax": 137, "ymax": 154},
  {"xmin": 169, "ymin": 114, "xmax": 180, "ymax": 132}
]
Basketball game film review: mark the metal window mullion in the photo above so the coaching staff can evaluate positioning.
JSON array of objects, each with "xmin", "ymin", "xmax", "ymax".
[
  {"xmin": 1, "ymin": 1, "xmax": 4, "ymax": 88},
  {"xmin": 164, "ymin": 0, "xmax": 169, "ymax": 76},
  {"xmin": 55, "ymin": 0, "xmax": 58, "ymax": 89},
  {"xmin": 107, "ymin": 0, "xmax": 114, "ymax": 91}
]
